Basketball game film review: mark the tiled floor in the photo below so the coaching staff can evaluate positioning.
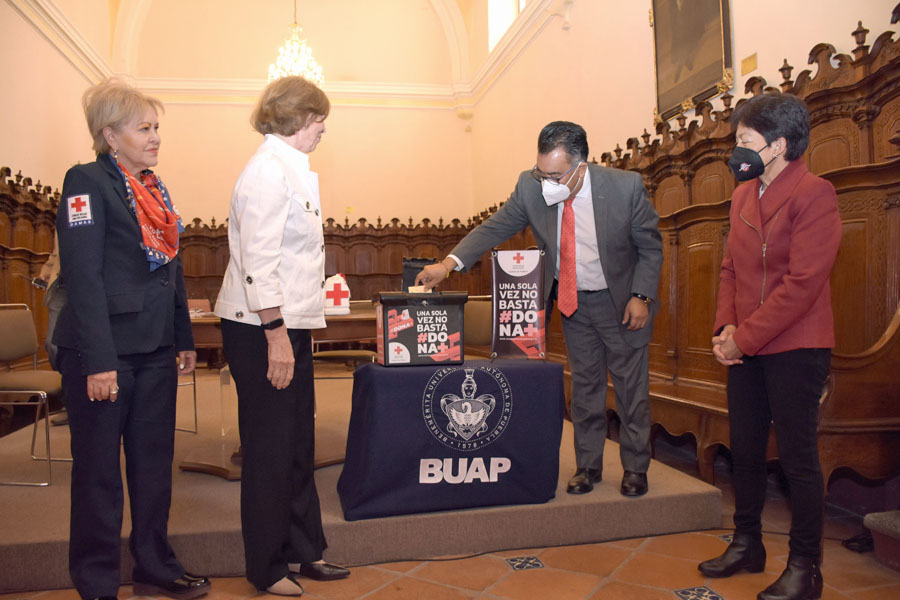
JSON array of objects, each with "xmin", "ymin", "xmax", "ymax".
[
  {"xmin": 3, "ymin": 364, "xmax": 899, "ymax": 599},
  {"xmin": 3, "ymin": 526, "xmax": 898, "ymax": 599}
]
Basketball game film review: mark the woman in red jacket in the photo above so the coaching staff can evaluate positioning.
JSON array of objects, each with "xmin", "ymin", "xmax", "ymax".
[{"xmin": 697, "ymin": 94, "xmax": 842, "ymax": 600}]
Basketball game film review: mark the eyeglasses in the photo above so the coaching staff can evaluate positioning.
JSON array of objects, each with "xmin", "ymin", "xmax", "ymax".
[{"xmin": 530, "ymin": 161, "xmax": 581, "ymax": 183}]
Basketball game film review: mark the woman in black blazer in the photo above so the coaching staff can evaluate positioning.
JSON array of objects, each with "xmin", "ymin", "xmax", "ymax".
[{"xmin": 54, "ymin": 79, "xmax": 209, "ymax": 600}]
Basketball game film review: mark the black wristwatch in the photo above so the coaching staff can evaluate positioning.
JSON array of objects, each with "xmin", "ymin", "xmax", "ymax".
[
  {"xmin": 260, "ymin": 317, "xmax": 285, "ymax": 330},
  {"xmin": 632, "ymin": 293, "xmax": 653, "ymax": 305}
]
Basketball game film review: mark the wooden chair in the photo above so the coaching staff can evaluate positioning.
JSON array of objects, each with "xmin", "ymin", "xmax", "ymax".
[{"xmin": 0, "ymin": 304, "xmax": 64, "ymax": 486}]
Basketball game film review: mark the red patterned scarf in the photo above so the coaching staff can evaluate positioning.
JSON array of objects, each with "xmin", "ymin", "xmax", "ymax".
[{"xmin": 115, "ymin": 159, "xmax": 183, "ymax": 270}]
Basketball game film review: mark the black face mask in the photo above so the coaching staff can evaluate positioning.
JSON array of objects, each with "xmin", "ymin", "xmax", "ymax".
[{"xmin": 728, "ymin": 143, "xmax": 774, "ymax": 181}]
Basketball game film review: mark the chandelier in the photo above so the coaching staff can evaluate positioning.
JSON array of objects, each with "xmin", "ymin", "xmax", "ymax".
[{"xmin": 267, "ymin": 2, "xmax": 324, "ymax": 86}]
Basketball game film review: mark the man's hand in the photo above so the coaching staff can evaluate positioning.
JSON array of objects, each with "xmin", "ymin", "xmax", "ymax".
[
  {"xmin": 712, "ymin": 324, "xmax": 743, "ymax": 366},
  {"xmin": 622, "ymin": 296, "xmax": 649, "ymax": 330},
  {"xmin": 414, "ymin": 258, "xmax": 455, "ymax": 291},
  {"xmin": 178, "ymin": 350, "xmax": 197, "ymax": 375}
]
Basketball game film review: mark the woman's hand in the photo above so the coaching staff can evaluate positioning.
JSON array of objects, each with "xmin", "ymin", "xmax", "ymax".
[
  {"xmin": 712, "ymin": 325, "xmax": 744, "ymax": 366},
  {"xmin": 265, "ymin": 327, "xmax": 295, "ymax": 389},
  {"xmin": 178, "ymin": 350, "xmax": 197, "ymax": 375},
  {"xmin": 87, "ymin": 371, "xmax": 119, "ymax": 402}
]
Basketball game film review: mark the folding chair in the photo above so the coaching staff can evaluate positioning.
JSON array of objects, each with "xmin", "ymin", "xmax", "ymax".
[{"xmin": 0, "ymin": 304, "xmax": 64, "ymax": 486}]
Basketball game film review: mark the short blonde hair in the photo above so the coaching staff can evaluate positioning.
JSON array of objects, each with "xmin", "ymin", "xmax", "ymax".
[
  {"xmin": 82, "ymin": 78, "xmax": 164, "ymax": 154},
  {"xmin": 251, "ymin": 76, "xmax": 330, "ymax": 136}
]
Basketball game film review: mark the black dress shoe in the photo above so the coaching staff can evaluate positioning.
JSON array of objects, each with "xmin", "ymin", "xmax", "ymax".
[
  {"xmin": 566, "ymin": 468, "xmax": 602, "ymax": 494},
  {"xmin": 295, "ymin": 562, "xmax": 350, "ymax": 581},
  {"xmin": 182, "ymin": 572, "xmax": 210, "ymax": 585},
  {"xmin": 698, "ymin": 533, "xmax": 766, "ymax": 577},
  {"xmin": 620, "ymin": 470, "xmax": 648, "ymax": 496},
  {"xmin": 132, "ymin": 574, "xmax": 211, "ymax": 599},
  {"xmin": 758, "ymin": 554, "xmax": 822, "ymax": 600}
]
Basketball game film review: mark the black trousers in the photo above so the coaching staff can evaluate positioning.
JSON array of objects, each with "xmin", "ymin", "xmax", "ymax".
[
  {"xmin": 59, "ymin": 345, "xmax": 184, "ymax": 599},
  {"xmin": 728, "ymin": 348, "xmax": 831, "ymax": 560},
  {"xmin": 221, "ymin": 320, "xmax": 327, "ymax": 590}
]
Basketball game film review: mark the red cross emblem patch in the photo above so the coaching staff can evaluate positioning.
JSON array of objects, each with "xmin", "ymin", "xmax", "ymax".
[{"xmin": 67, "ymin": 194, "xmax": 94, "ymax": 227}]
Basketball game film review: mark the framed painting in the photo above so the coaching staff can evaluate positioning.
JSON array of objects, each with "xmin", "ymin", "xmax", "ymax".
[{"xmin": 651, "ymin": 0, "xmax": 733, "ymax": 122}]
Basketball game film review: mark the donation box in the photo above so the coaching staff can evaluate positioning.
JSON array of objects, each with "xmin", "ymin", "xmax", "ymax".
[
  {"xmin": 337, "ymin": 360, "xmax": 565, "ymax": 520},
  {"xmin": 375, "ymin": 292, "xmax": 467, "ymax": 366}
]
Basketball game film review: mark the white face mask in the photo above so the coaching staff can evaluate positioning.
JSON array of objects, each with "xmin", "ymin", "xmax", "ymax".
[{"xmin": 540, "ymin": 163, "xmax": 582, "ymax": 206}]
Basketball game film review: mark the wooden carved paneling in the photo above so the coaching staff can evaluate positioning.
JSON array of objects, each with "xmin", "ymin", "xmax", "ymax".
[
  {"xmin": 654, "ymin": 174, "xmax": 688, "ymax": 215},
  {"xmin": 873, "ymin": 96, "xmax": 900, "ymax": 162},
  {"xmin": 807, "ymin": 119, "xmax": 859, "ymax": 174},
  {"xmin": 677, "ymin": 221, "xmax": 726, "ymax": 383},
  {"xmin": 691, "ymin": 161, "xmax": 732, "ymax": 206},
  {"xmin": 648, "ymin": 232, "xmax": 677, "ymax": 378},
  {"xmin": 831, "ymin": 219, "xmax": 873, "ymax": 354}
]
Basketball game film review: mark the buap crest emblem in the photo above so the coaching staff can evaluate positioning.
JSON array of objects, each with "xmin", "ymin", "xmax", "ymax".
[
  {"xmin": 440, "ymin": 369, "xmax": 495, "ymax": 440},
  {"xmin": 423, "ymin": 365, "xmax": 513, "ymax": 451}
]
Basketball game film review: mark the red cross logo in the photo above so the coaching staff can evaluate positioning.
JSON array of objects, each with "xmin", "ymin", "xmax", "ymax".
[
  {"xmin": 70, "ymin": 196, "xmax": 87, "ymax": 212},
  {"xmin": 513, "ymin": 252, "xmax": 525, "ymax": 264},
  {"xmin": 437, "ymin": 342, "xmax": 448, "ymax": 352},
  {"xmin": 325, "ymin": 283, "xmax": 350, "ymax": 305},
  {"xmin": 394, "ymin": 346, "xmax": 404, "ymax": 355},
  {"xmin": 523, "ymin": 323, "xmax": 538, "ymax": 337}
]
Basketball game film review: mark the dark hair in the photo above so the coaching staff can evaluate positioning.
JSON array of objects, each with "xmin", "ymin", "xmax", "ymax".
[
  {"xmin": 537, "ymin": 121, "xmax": 588, "ymax": 162},
  {"xmin": 731, "ymin": 93, "xmax": 810, "ymax": 161}
]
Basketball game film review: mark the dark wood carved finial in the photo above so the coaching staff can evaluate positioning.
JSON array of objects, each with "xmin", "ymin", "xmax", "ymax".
[
  {"xmin": 15, "ymin": 170, "xmax": 23, "ymax": 184},
  {"xmin": 210, "ymin": 216, "xmax": 217, "ymax": 228},
  {"xmin": 377, "ymin": 216, "xmax": 382, "ymax": 228},
  {"xmin": 852, "ymin": 21, "xmax": 870, "ymax": 60},
  {"xmin": 614, "ymin": 144, "xmax": 622, "ymax": 159},
  {"xmin": 641, "ymin": 129, "xmax": 651, "ymax": 145},
  {"xmin": 344, "ymin": 216, "xmax": 350, "ymax": 227},
  {"xmin": 721, "ymin": 92, "xmax": 733, "ymax": 110},
  {"xmin": 744, "ymin": 76, "xmax": 768, "ymax": 96},
  {"xmin": 676, "ymin": 113, "xmax": 687, "ymax": 131},
  {"xmin": 779, "ymin": 59, "xmax": 794, "ymax": 91}
]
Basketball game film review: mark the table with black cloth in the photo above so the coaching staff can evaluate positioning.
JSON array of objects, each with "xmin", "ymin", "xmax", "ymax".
[{"xmin": 337, "ymin": 359, "xmax": 565, "ymax": 521}]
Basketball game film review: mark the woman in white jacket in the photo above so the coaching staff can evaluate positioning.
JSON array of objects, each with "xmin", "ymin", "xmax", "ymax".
[{"xmin": 215, "ymin": 76, "xmax": 349, "ymax": 596}]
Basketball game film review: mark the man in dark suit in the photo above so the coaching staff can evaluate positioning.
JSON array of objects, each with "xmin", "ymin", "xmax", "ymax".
[{"xmin": 416, "ymin": 121, "xmax": 662, "ymax": 496}]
